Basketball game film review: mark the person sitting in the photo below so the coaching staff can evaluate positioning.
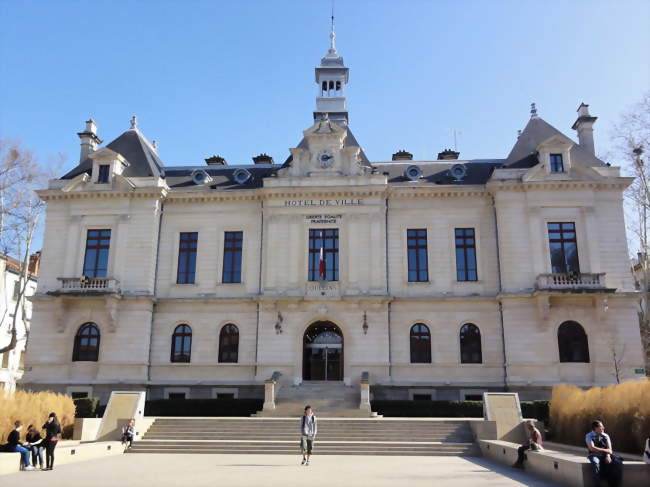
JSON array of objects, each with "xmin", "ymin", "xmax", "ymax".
[
  {"xmin": 586, "ymin": 420, "xmax": 623, "ymax": 487},
  {"xmin": 121, "ymin": 419, "xmax": 135, "ymax": 449},
  {"xmin": 5, "ymin": 421, "xmax": 33, "ymax": 471},
  {"xmin": 512, "ymin": 420, "xmax": 543, "ymax": 469},
  {"xmin": 25, "ymin": 424, "xmax": 44, "ymax": 470}
]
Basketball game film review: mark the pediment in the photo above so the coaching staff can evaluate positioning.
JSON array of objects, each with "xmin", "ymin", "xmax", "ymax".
[{"xmin": 523, "ymin": 159, "xmax": 607, "ymax": 183}]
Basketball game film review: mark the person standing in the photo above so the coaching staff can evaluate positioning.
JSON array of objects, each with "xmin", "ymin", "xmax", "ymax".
[
  {"xmin": 300, "ymin": 405, "xmax": 317, "ymax": 466},
  {"xmin": 42, "ymin": 412, "xmax": 62, "ymax": 471},
  {"xmin": 586, "ymin": 420, "xmax": 623, "ymax": 487},
  {"xmin": 25, "ymin": 424, "xmax": 44, "ymax": 470},
  {"xmin": 5, "ymin": 421, "xmax": 33, "ymax": 470},
  {"xmin": 513, "ymin": 420, "xmax": 543, "ymax": 469}
]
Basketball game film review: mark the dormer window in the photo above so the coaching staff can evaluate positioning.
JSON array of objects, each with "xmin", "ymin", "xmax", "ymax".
[
  {"xmin": 97, "ymin": 164, "xmax": 110, "ymax": 183},
  {"xmin": 550, "ymin": 154, "xmax": 564, "ymax": 173}
]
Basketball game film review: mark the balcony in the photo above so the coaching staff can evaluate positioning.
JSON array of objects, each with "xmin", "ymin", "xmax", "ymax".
[
  {"xmin": 536, "ymin": 273, "xmax": 607, "ymax": 291},
  {"xmin": 56, "ymin": 277, "xmax": 120, "ymax": 294}
]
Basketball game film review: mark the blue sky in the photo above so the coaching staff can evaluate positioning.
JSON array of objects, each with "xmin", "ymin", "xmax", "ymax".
[{"xmin": 1, "ymin": 0, "xmax": 649, "ymax": 174}]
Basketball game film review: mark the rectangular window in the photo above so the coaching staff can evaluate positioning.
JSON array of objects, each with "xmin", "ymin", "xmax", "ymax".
[
  {"xmin": 216, "ymin": 393, "xmax": 235, "ymax": 400},
  {"xmin": 82, "ymin": 229, "xmax": 111, "ymax": 278},
  {"xmin": 455, "ymin": 228, "xmax": 478, "ymax": 281},
  {"xmin": 413, "ymin": 394, "xmax": 432, "ymax": 401},
  {"xmin": 308, "ymin": 229, "xmax": 339, "ymax": 281},
  {"xmin": 222, "ymin": 231, "xmax": 243, "ymax": 283},
  {"xmin": 407, "ymin": 229, "xmax": 429, "ymax": 282},
  {"xmin": 168, "ymin": 393, "xmax": 186, "ymax": 400},
  {"xmin": 548, "ymin": 222, "xmax": 580, "ymax": 273},
  {"xmin": 12, "ymin": 280, "xmax": 20, "ymax": 301},
  {"xmin": 97, "ymin": 164, "xmax": 110, "ymax": 183},
  {"xmin": 550, "ymin": 153, "xmax": 564, "ymax": 173},
  {"xmin": 70, "ymin": 392, "xmax": 88, "ymax": 399},
  {"xmin": 177, "ymin": 232, "xmax": 198, "ymax": 284}
]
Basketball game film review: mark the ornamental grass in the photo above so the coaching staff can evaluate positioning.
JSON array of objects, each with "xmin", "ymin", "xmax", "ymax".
[
  {"xmin": 549, "ymin": 381, "xmax": 650, "ymax": 454},
  {"xmin": 0, "ymin": 390, "xmax": 75, "ymax": 442}
]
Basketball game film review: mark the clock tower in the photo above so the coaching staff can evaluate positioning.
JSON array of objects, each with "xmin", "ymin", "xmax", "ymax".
[{"xmin": 314, "ymin": 18, "xmax": 349, "ymax": 125}]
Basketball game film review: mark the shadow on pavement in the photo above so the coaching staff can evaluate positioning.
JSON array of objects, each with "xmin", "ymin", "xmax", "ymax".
[{"xmin": 464, "ymin": 457, "xmax": 563, "ymax": 487}]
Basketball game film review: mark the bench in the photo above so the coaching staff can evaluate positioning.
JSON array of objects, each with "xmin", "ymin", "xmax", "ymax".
[
  {"xmin": 0, "ymin": 441, "xmax": 123, "ymax": 476},
  {"xmin": 479, "ymin": 439, "xmax": 650, "ymax": 487}
]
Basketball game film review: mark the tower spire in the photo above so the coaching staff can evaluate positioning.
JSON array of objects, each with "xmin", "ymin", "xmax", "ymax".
[{"xmin": 329, "ymin": 0, "xmax": 336, "ymax": 55}]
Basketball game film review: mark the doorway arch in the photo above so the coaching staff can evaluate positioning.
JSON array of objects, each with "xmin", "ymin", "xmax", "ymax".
[{"xmin": 303, "ymin": 321, "xmax": 343, "ymax": 381}]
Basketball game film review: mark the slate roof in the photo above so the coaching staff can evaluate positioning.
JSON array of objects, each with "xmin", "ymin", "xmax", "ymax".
[
  {"xmin": 62, "ymin": 129, "xmax": 164, "ymax": 179},
  {"xmin": 163, "ymin": 165, "xmax": 277, "ymax": 190},
  {"xmin": 372, "ymin": 160, "xmax": 504, "ymax": 185},
  {"xmin": 505, "ymin": 116, "xmax": 606, "ymax": 168}
]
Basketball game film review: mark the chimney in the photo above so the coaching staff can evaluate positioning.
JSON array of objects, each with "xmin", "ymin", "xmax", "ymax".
[
  {"xmin": 392, "ymin": 150, "xmax": 413, "ymax": 161},
  {"xmin": 77, "ymin": 119, "xmax": 102, "ymax": 162},
  {"xmin": 571, "ymin": 103, "xmax": 597, "ymax": 155},
  {"xmin": 205, "ymin": 155, "xmax": 227, "ymax": 166},
  {"xmin": 437, "ymin": 148, "xmax": 460, "ymax": 160},
  {"xmin": 28, "ymin": 251, "xmax": 41, "ymax": 277},
  {"xmin": 252, "ymin": 153, "xmax": 274, "ymax": 164}
]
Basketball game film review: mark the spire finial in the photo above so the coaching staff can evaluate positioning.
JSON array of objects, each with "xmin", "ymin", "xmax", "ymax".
[
  {"xmin": 328, "ymin": 0, "xmax": 337, "ymax": 55},
  {"xmin": 130, "ymin": 115, "xmax": 138, "ymax": 130},
  {"xmin": 530, "ymin": 103, "xmax": 538, "ymax": 118}
]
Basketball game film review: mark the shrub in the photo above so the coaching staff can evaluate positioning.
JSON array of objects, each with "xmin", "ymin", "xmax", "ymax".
[
  {"xmin": 73, "ymin": 397, "xmax": 100, "ymax": 418},
  {"xmin": 0, "ymin": 390, "xmax": 75, "ymax": 442},
  {"xmin": 144, "ymin": 398, "xmax": 264, "ymax": 417},
  {"xmin": 549, "ymin": 381, "xmax": 650, "ymax": 453},
  {"xmin": 521, "ymin": 400, "xmax": 550, "ymax": 426},
  {"xmin": 371, "ymin": 400, "xmax": 484, "ymax": 417}
]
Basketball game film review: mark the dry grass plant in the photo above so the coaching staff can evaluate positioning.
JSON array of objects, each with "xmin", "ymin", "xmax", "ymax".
[
  {"xmin": 0, "ymin": 390, "xmax": 75, "ymax": 442},
  {"xmin": 550, "ymin": 381, "xmax": 650, "ymax": 453}
]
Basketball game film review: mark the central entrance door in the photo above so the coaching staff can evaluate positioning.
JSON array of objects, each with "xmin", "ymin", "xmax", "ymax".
[{"xmin": 303, "ymin": 321, "xmax": 343, "ymax": 381}]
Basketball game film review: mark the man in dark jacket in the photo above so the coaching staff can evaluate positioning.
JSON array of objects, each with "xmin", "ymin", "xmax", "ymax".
[{"xmin": 5, "ymin": 421, "xmax": 33, "ymax": 470}]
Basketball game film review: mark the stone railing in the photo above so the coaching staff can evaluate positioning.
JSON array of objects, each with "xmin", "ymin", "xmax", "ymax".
[
  {"xmin": 536, "ymin": 272, "xmax": 606, "ymax": 290},
  {"xmin": 57, "ymin": 277, "xmax": 120, "ymax": 293}
]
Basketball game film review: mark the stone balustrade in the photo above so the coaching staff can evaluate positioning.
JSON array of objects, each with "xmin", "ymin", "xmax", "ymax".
[
  {"xmin": 57, "ymin": 277, "xmax": 120, "ymax": 293},
  {"xmin": 536, "ymin": 272, "xmax": 606, "ymax": 290}
]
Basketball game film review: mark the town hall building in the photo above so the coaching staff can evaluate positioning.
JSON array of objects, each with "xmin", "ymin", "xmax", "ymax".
[{"xmin": 21, "ymin": 31, "xmax": 645, "ymax": 405}]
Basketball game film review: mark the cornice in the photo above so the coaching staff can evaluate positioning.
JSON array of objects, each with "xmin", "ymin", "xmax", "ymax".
[
  {"xmin": 387, "ymin": 185, "xmax": 489, "ymax": 199},
  {"xmin": 260, "ymin": 186, "xmax": 388, "ymax": 200},
  {"xmin": 36, "ymin": 187, "xmax": 168, "ymax": 201},
  {"xmin": 487, "ymin": 178, "xmax": 632, "ymax": 193}
]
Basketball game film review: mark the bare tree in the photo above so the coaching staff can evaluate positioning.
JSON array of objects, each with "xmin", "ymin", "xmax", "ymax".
[
  {"xmin": 611, "ymin": 91, "xmax": 650, "ymax": 373},
  {"xmin": 0, "ymin": 139, "xmax": 49, "ymax": 355}
]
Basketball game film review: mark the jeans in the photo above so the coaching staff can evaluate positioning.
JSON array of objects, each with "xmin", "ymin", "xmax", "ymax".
[
  {"xmin": 588, "ymin": 453, "xmax": 623, "ymax": 487},
  {"xmin": 516, "ymin": 445, "xmax": 530, "ymax": 464},
  {"xmin": 29, "ymin": 445, "xmax": 44, "ymax": 468},
  {"xmin": 44, "ymin": 440, "xmax": 57, "ymax": 469},
  {"xmin": 9, "ymin": 445, "xmax": 30, "ymax": 468}
]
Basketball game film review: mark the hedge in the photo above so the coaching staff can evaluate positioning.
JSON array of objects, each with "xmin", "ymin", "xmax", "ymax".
[
  {"xmin": 73, "ymin": 397, "xmax": 100, "ymax": 418},
  {"xmin": 371, "ymin": 399, "xmax": 550, "ymax": 423},
  {"xmin": 371, "ymin": 400, "xmax": 483, "ymax": 417},
  {"xmin": 144, "ymin": 398, "xmax": 264, "ymax": 417}
]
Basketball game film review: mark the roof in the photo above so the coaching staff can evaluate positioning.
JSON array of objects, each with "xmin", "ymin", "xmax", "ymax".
[
  {"xmin": 163, "ymin": 165, "xmax": 278, "ymax": 190},
  {"xmin": 62, "ymin": 128, "xmax": 164, "ymax": 179},
  {"xmin": 372, "ymin": 160, "xmax": 504, "ymax": 185},
  {"xmin": 505, "ymin": 116, "xmax": 606, "ymax": 168}
]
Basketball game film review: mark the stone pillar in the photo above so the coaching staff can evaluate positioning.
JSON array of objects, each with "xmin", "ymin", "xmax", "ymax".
[
  {"xmin": 359, "ymin": 377, "xmax": 371, "ymax": 412},
  {"xmin": 263, "ymin": 380, "xmax": 276, "ymax": 411}
]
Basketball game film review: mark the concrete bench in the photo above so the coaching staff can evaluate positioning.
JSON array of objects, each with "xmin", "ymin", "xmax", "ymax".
[
  {"xmin": 0, "ymin": 441, "xmax": 123, "ymax": 475},
  {"xmin": 479, "ymin": 439, "xmax": 650, "ymax": 487}
]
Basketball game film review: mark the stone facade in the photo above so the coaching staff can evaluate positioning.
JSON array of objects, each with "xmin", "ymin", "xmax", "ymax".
[{"xmin": 21, "ymin": 39, "xmax": 645, "ymax": 404}]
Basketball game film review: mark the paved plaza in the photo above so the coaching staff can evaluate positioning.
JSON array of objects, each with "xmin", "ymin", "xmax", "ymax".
[{"xmin": 2, "ymin": 454, "xmax": 562, "ymax": 487}]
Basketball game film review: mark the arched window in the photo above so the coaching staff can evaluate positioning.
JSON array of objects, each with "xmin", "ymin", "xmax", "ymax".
[
  {"xmin": 558, "ymin": 321, "xmax": 590, "ymax": 363},
  {"xmin": 410, "ymin": 323, "xmax": 431, "ymax": 363},
  {"xmin": 72, "ymin": 323, "xmax": 100, "ymax": 362},
  {"xmin": 171, "ymin": 324, "xmax": 192, "ymax": 363},
  {"xmin": 218, "ymin": 324, "xmax": 239, "ymax": 363},
  {"xmin": 460, "ymin": 323, "xmax": 482, "ymax": 364}
]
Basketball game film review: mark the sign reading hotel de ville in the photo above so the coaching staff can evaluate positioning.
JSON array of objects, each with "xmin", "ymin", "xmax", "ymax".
[{"xmin": 283, "ymin": 198, "xmax": 364, "ymax": 207}]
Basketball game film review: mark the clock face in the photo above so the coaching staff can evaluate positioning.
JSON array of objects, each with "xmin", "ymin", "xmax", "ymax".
[{"xmin": 318, "ymin": 151, "xmax": 334, "ymax": 168}]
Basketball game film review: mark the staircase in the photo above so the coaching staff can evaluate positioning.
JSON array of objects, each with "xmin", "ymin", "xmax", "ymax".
[
  {"xmin": 256, "ymin": 381, "xmax": 370, "ymax": 417},
  {"xmin": 128, "ymin": 418, "xmax": 479, "ymax": 456}
]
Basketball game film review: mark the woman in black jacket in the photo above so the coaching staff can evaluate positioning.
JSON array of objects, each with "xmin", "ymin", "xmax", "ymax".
[{"xmin": 42, "ymin": 412, "xmax": 61, "ymax": 471}]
